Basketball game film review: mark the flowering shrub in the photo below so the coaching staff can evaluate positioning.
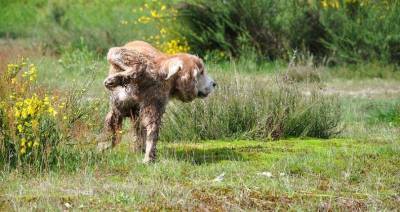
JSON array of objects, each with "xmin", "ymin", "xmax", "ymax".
[
  {"xmin": 128, "ymin": 1, "xmax": 190, "ymax": 54},
  {"xmin": 0, "ymin": 59, "xmax": 64, "ymax": 168}
]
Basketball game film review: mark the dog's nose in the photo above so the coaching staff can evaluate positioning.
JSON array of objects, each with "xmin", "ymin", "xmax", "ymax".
[{"xmin": 212, "ymin": 82, "xmax": 217, "ymax": 87}]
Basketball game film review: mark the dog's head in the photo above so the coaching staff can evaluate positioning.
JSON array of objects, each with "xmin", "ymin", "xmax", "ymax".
[{"xmin": 163, "ymin": 54, "xmax": 216, "ymax": 102}]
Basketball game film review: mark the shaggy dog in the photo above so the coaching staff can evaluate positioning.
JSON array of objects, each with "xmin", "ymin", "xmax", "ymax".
[{"xmin": 103, "ymin": 41, "xmax": 216, "ymax": 163}]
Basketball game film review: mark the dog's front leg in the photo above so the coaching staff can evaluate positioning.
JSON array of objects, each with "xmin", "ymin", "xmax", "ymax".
[
  {"xmin": 104, "ymin": 69, "xmax": 138, "ymax": 90},
  {"xmin": 140, "ymin": 102, "xmax": 165, "ymax": 163}
]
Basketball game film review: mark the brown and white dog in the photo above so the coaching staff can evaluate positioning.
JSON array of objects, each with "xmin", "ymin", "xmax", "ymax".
[{"xmin": 103, "ymin": 41, "xmax": 216, "ymax": 163}]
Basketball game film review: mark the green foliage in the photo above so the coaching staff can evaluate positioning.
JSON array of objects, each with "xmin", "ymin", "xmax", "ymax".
[
  {"xmin": 1, "ymin": 0, "xmax": 399, "ymax": 65},
  {"xmin": 177, "ymin": 0, "xmax": 329, "ymax": 60},
  {"xmin": 0, "ymin": 0, "xmax": 148, "ymax": 53},
  {"xmin": 178, "ymin": 0, "xmax": 286, "ymax": 59},
  {"xmin": 178, "ymin": 0, "xmax": 400, "ymax": 64},
  {"xmin": 0, "ymin": 0, "xmax": 45, "ymax": 38},
  {"xmin": 321, "ymin": 1, "xmax": 400, "ymax": 64}
]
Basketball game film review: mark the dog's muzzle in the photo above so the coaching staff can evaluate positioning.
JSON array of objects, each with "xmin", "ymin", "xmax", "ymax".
[{"xmin": 197, "ymin": 91, "xmax": 209, "ymax": 98}]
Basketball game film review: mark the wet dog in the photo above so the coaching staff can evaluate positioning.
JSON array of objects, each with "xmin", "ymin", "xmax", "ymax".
[{"xmin": 103, "ymin": 41, "xmax": 216, "ymax": 163}]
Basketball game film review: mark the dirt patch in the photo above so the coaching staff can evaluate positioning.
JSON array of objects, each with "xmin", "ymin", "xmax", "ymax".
[
  {"xmin": 322, "ymin": 87, "xmax": 400, "ymax": 98},
  {"xmin": 302, "ymin": 80, "xmax": 400, "ymax": 99},
  {"xmin": 0, "ymin": 199, "xmax": 14, "ymax": 212},
  {"xmin": 318, "ymin": 197, "xmax": 368, "ymax": 211}
]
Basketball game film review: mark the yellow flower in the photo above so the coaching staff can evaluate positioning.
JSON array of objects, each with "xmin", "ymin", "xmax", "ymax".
[
  {"xmin": 151, "ymin": 10, "xmax": 159, "ymax": 18},
  {"xmin": 48, "ymin": 107, "xmax": 57, "ymax": 117},
  {"xmin": 31, "ymin": 119, "xmax": 39, "ymax": 130},
  {"xmin": 20, "ymin": 147, "xmax": 26, "ymax": 155},
  {"xmin": 27, "ymin": 105, "xmax": 35, "ymax": 116},
  {"xmin": 20, "ymin": 138, "xmax": 26, "ymax": 146},
  {"xmin": 29, "ymin": 75, "xmax": 36, "ymax": 81},
  {"xmin": 15, "ymin": 109, "xmax": 21, "ymax": 118},
  {"xmin": 33, "ymin": 140, "xmax": 39, "ymax": 147},
  {"xmin": 17, "ymin": 124, "xmax": 24, "ymax": 133},
  {"xmin": 21, "ymin": 109, "xmax": 28, "ymax": 119},
  {"xmin": 321, "ymin": 1, "xmax": 328, "ymax": 8},
  {"xmin": 44, "ymin": 96, "xmax": 50, "ymax": 105}
]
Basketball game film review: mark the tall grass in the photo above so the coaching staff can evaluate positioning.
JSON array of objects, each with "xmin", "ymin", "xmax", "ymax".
[{"xmin": 161, "ymin": 70, "xmax": 341, "ymax": 141}]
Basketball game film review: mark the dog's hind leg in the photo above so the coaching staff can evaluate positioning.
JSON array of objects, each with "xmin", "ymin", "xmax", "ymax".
[
  {"xmin": 105, "ymin": 110, "xmax": 123, "ymax": 148},
  {"xmin": 129, "ymin": 107, "xmax": 146, "ymax": 153}
]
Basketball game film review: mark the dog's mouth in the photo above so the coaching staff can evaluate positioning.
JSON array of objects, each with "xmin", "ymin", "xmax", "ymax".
[{"xmin": 197, "ymin": 91, "xmax": 209, "ymax": 98}]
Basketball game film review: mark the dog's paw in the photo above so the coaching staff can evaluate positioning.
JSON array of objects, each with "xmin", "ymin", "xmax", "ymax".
[
  {"xmin": 104, "ymin": 76, "xmax": 122, "ymax": 89},
  {"xmin": 142, "ymin": 156, "xmax": 156, "ymax": 164},
  {"xmin": 97, "ymin": 142, "xmax": 112, "ymax": 152}
]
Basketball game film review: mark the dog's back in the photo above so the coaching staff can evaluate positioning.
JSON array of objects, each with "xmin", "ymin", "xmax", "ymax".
[
  {"xmin": 108, "ymin": 41, "xmax": 165, "ymax": 75},
  {"xmin": 124, "ymin": 41, "xmax": 163, "ymax": 59}
]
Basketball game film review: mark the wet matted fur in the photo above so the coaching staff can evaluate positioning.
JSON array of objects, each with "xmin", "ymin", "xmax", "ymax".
[{"xmin": 103, "ymin": 41, "xmax": 216, "ymax": 163}]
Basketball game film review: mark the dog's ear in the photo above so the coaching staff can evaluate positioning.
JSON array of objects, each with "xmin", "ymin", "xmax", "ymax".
[{"xmin": 165, "ymin": 58, "xmax": 183, "ymax": 80}]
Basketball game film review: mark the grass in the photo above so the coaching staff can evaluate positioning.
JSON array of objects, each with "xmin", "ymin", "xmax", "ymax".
[
  {"xmin": 1, "ymin": 138, "xmax": 399, "ymax": 210},
  {"xmin": 1, "ymin": 39, "xmax": 400, "ymax": 210},
  {"xmin": 1, "ymin": 0, "xmax": 400, "ymax": 210}
]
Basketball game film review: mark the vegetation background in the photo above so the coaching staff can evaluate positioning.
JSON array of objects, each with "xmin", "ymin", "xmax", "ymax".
[{"xmin": 0, "ymin": 0, "xmax": 399, "ymax": 210}]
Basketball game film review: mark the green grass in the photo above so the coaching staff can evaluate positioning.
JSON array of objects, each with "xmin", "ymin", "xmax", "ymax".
[
  {"xmin": 1, "ymin": 0, "xmax": 400, "ymax": 210},
  {"xmin": 1, "ymin": 39, "xmax": 400, "ymax": 210},
  {"xmin": 0, "ymin": 0, "xmax": 150, "ymax": 53},
  {"xmin": 1, "ymin": 138, "xmax": 399, "ymax": 210}
]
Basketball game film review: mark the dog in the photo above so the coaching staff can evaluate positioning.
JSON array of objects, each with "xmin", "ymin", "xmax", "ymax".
[{"xmin": 103, "ymin": 41, "xmax": 216, "ymax": 163}]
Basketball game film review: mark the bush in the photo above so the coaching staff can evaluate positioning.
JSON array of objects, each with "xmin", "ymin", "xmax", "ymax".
[
  {"xmin": 0, "ymin": 58, "xmax": 107, "ymax": 171},
  {"xmin": 177, "ymin": 0, "xmax": 400, "ymax": 64},
  {"xmin": 321, "ymin": 0, "xmax": 400, "ymax": 64},
  {"xmin": 160, "ymin": 69, "xmax": 341, "ymax": 141},
  {"xmin": 0, "ymin": 60, "xmax": 64, "ymax": 169},
  {"xmin": 177, "ymin": 0, "xmax": 331, "ymax": 60},
  {"xmin": 177, "ymin": 0, "xmax": 286, "ymax": 59}
]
